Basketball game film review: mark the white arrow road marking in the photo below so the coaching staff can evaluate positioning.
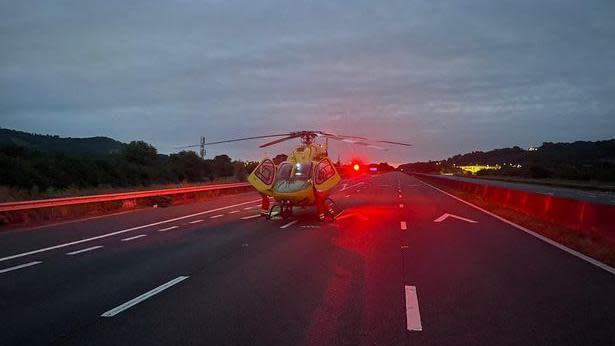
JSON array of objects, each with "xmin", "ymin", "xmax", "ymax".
[
  {"xmin": 101, "ymin": 276, "xmax": 189, "ymax": 317},
  {"xmin": 433, "ymin": 213, "xmax": 477, "ymax": 223},
  {"xmin": 405, "ymin": 285, "xmax": 422, "ymax": 331},
  {"xmin": 419, "ymin": 179, "xmax": 615, "ymax": 275},
  {"xmin": 0, "ymin": 261, "xmax": 42, "ymax": 274}
]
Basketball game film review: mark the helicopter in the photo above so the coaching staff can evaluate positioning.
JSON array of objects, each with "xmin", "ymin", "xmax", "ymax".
[{"xmin": 178, "ymin": 130, "xmax": 411, "ymax": 221}]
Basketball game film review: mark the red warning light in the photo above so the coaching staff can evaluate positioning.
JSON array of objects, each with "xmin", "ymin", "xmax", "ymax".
[{"xmin": 353, "ymin": 163, "xmax": 360, "ymax": 172}]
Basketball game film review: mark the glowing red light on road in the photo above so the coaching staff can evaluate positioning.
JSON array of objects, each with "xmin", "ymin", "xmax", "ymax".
[{"xmin": 353, "ymin": 164, "xmax": 360, "ymax": 171}]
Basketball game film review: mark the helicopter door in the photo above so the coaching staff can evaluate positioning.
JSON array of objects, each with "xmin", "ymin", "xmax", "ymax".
[
  {"xmin": 248, "ymin": 158, "xmax": 276, "ymax": 194},
  {"xmin": 313, "ymin": 158, "xmax": 341, "ymax": 192}
]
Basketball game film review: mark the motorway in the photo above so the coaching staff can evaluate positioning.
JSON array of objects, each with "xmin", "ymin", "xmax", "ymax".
[
  {"xmin": 436, "ymin": 175, "xmax": 615, "ymax": 205},
  {"xmin": 1, "ymin": 172, "xmax": 614, "ymax": 345}
]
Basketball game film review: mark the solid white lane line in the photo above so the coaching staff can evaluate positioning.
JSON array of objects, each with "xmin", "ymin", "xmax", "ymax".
[
  {"xmin": 405, "ymin": 285, "xmax": 423, "ymax": 331},
  {"xmin": 188, "ymin": 219, "xmax": 203, "ymax": 224},
  {"xmin": 158, "ymin": 226, "xmax": 178, "ymax": 232},
  {"xmin": 209, "ymin": 214, "xmax": 224, "ymax": 219},
  {"xmin": 400, "ymin": 221, "xmax": 407, "ymax": 231},
  {"xmin": 0, "ymin": 198, "xmax": 262, "ymax": 263},
  {"xmin": 121, "ymin": 234, "xmax": 147, "ymax": 241},
  {"xmin": 66, "ymin": 246, "xmax": 103, "ymax": 256},
  {"xmin": 229, "ymin": 210, "xmax": 240, "ymax": 214},
  {"xmin": 101, "ymin": 276, "xmax": 189, "ymax": 317},
  {"xmin": 241, "ymin": 214, "xmax": 261, "ymax": 220},
  {"xmin": 280, "ymin": 220, "xmax": 298, "ymax": 229},
  {"xmin": 0, "ymin": 261, "xmax": 42, "ymax": 274},
  {"xmin": 419, "ymin": 180, "xmax": 615, "ymax": 275}
]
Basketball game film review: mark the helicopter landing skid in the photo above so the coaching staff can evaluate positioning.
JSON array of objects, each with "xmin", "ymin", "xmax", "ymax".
[
  {"xmin": 267, "ymin": 201, "xmax": 293, "ymax": 220},
  {"xmin": 266, "ymin": 199, "xmax": 338, "ymax": 222}
]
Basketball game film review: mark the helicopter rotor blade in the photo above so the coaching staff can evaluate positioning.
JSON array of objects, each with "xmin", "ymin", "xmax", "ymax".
[
  {"xmin": 259, "ymin": 134, "xmax": 303, "ymax": 148},
  {"xmin": 376, "ymin": 140, "xmax": 412, "ymax": 147},
  {"xmin": 175, "ymin": 133, "xmax": 292, "ymax": 149},
  {"xmin": 203, "ymin": 133, "xmax": 292, "ymax": 145},
  {"xmin": 315, "ymin": 132, "xmax": 368, "ymax": 140}
]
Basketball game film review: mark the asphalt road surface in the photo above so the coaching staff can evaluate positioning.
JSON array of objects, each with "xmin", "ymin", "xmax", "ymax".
[
  {"xmin": 434, "ymin": 174, "xmax": 615, "ymax": 205},
  {"xmin": 1, "ymin": 172, "xmax": 613, "ymax": 345}
]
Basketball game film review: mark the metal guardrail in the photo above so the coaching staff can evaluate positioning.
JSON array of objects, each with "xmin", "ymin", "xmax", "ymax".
[{"xmin": 0, "ymin": 182, "xmax": 251, "ymax": 212}]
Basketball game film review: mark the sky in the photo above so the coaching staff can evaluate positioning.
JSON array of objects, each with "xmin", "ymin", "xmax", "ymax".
[{"xmin": 1, "ymin": 0, "xmax": 614, "ymax": 164}]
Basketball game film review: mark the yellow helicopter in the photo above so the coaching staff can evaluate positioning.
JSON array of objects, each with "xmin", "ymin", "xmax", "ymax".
[{"xmin": 186, "ymin": 130, "xmax": 411, "ymax": 221}]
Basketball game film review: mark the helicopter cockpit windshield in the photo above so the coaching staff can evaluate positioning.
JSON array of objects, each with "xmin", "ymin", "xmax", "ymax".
[
  {"xmin": 273, "ymin": 162, "xmax": 312, "ymax": 193},
  {"xmin": 292, "ymin": 162, "xmax": 312, "ymax": 180}
]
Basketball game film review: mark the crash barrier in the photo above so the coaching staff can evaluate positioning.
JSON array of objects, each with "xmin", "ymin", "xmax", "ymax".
[
  {"xmin": 414, "ymin": 174, "xmax": 615, "ymax": 244},
  {"xmin": 0, "ymin": 182, "xmax": 252, "ymax": 226}
]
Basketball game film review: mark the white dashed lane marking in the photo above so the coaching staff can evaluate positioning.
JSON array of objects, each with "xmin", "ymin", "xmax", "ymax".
[
  {"xmin": 405, "ymin": 285, "xmax": 423, "ymax": 331},
  {"xmin": 66, "ymin": 246, "xmax": 103, "ymax": 256},
  {"xmin": 280, "ymin": 220, "xmax": 298, "ymax": 229},
  {"xmin": 121, "ymin": 234, "xmax": 147, "ymax": 241},
  {"xmin": 188, "ymin": 219, "xmax": 203, "ymax": 224},
  {"xmin": 158, "ymin": 226, "xmax": 178, "ymax": 232},
  {"xmin": 400, "ymin": 221, "xmax": 407, "ymax": 231},
  {"xmin": 0, "ymin": 198, "xmax": 261, "ymax": 263},
  {"xmin": 0, "ymin": 261, "xmax": 42, "ymax": 274},
  {"xmin": 241, "ymin": 214, "xmax": 261, "ymax": 220},
  {"xmin": 209, "ymin": 214, "xmax": 224, "ymax": 219},
  {"xmin": 101, "ymin": 276, "xmax": 189, "ymax": 317}
]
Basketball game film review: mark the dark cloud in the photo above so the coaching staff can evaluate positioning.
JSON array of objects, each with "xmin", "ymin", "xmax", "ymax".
[{"xmin": 1, "ymin": 0, "xmax": 614, "ymax": 163}]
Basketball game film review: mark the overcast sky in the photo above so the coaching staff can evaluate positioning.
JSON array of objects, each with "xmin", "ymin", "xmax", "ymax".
[{"xmin": 1, "ymin": 1, "xmax": 614, "ymax": 163}]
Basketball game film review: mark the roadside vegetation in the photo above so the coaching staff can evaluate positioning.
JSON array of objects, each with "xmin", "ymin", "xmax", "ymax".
[
  {"xmin": 0, "ymin": 140, "xmax": 258, "ymax": 202},
  {"xmin": 399, "ymin": 139, "xmax": 615, "ymax": 185}
]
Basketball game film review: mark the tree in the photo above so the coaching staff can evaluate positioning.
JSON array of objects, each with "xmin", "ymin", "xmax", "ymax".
[
  {"xmin": 123, "ymin": 141, "xmax": 158, "ymax": 166},
  {"xmin": 211, "ymin": 155, "xmax": 233, "ymax": 178},
  {"xmin": 169, "ymin": 151, "xmax": 207, "ymax": 182}
]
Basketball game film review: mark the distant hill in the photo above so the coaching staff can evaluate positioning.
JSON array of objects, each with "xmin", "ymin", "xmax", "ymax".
[
  {"xmin": 0, "ymin": 128, "xmax": 126, "ymax": 157},
  {"xmin": 399, "ymin": 139, "xmax": 615, "ymax": 181}
]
